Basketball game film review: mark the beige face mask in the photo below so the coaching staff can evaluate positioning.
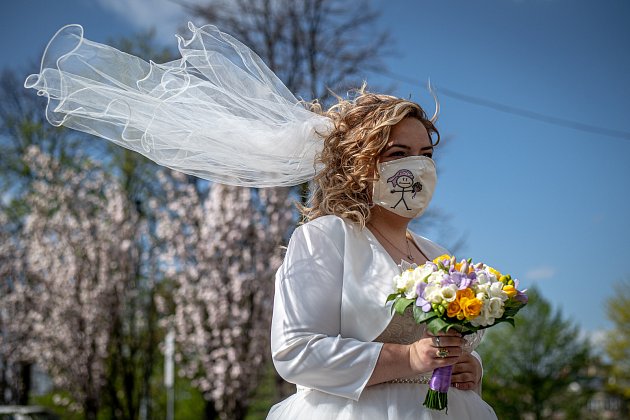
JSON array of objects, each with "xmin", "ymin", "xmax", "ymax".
[{"xmin": 372, "ymin": 156, "xmax": 437, "ymax": 219}]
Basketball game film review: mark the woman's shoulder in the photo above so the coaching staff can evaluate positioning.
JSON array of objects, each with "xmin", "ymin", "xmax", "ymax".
[
  {"xmin": 305, "ymin": 214, "xmax": 355, "ymax": 232},
  {"xmin": 292, "ymin": 215, "xmax": 359, "ymax": 249}
]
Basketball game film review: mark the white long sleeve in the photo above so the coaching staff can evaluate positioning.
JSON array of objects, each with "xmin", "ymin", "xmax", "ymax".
[{"xmin": 270, "ymin": 222, "xmax": 383, "ymax": 401}]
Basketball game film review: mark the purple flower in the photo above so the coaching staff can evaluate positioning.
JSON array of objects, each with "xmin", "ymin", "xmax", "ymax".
[
  {"xmin": 515, "ymin": 290, "xmax": 528, "ymax": 304},
  {"xmin": 415, "ymin": 283, "xmax": 432, "ymax": 312},
  {"xmin": 424, "ymin": 261, "xmax": 438, "ymax": 271},
  {"xmin": 445, "ymin": 272, "xmax": 472, "ymax": 290}
]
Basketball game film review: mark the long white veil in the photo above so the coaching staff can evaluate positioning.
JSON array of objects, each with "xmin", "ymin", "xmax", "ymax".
[{"xmin": 25, "ymin": 22, "xmax": 332, "ymax": 187}]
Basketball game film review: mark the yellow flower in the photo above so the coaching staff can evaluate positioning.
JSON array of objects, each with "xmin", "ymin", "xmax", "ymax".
[
  {"xmin": 432, "ymin": 254, "xmax": 452, "ymax": 265},
  {"xmin": 447, "ymin": 301, "xmax": 461, "ymax": 318},
  {"xmin": 461, "ymin": 297, "xmax": 483, "ymax": 319},
  {"xmin": 487, "ymin": 266, "xmax": 502, "ymax": 279},
  {"xmin": 453, "ymin": 288, "xmax": 482, "ymax": 320},
  {"xmin": 503, "ymin": 284, "xmax": 517, "ymax": 298},
  {"xmin": 456, "ymin": 288, "xmax": 475, "ymax": 300}
]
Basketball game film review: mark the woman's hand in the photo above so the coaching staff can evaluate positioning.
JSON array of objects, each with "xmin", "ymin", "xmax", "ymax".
[
  {"xmin": 408, "ymin": 330, "xmax": 465, "ymax": 374},
  {"xmin": 451, "ymin": 352, "xmax": 482, "ymax": 393}
]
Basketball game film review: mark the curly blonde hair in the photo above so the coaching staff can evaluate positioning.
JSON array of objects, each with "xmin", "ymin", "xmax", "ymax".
[{"xmin": 300, "ymin": 88, "xmax": 440, "ymax": 227}]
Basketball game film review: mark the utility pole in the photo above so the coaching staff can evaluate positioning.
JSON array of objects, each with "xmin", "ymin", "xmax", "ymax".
[{"xmin": 165, "ymin": 330, "xmax": 175, "ymax": 420}]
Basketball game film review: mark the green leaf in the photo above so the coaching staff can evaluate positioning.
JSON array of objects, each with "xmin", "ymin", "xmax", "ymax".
[
  {"xmin": 503, "ymin": 304, "xmax": 526, "ymax": 318},
  {"xmin": 389, "ymin": 297, "xmax": 399, "ymax": 314},
  {"xmin": 385, "ymin": 293, "xmax": 400, "ymax": 303},
  {"xmin": 413, "ymin": 305, "xmax": 437, "ymax": 324},
  {"xmin": 393, "ymin": 297, "xmax": 414, "ymax": 315},
  {"xmin": 427, "ymin": 317, "xmax": 450, "ymax": 334}
]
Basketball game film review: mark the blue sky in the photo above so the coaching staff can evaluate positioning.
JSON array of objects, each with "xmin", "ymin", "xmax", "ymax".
[{"xmin": 2, "ymin": 0, "xmax": 629, "ymax": 340}]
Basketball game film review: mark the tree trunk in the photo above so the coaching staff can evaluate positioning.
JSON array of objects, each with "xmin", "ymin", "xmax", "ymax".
[
  {"xmin": 85, "ymin": 395, "xmax": 99, "ymax": 420},
  {"xmin": 204, "ymin": 400, "xmax": 218, "ymax": 420},
  {"xmin": 0, "ymin": 360, "xmax": 7, "ymax": 404},
  {"xmin": 17, "ymin": 362, "xmax": 31, "ymax": 406}
]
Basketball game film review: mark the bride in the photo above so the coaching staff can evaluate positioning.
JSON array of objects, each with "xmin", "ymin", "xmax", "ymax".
[
  {"xmin": 25, "ymin": 23, "xmax": 497, "ymax": 419},
  {"xmin": 267, "ymin": 91, "xmax": 497, "ymax": 419}
]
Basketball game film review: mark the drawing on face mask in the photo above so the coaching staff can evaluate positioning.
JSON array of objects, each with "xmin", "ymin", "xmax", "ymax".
[{"xmin": 386, "ymin": 169, "xmax": 416, "ymax": 211}]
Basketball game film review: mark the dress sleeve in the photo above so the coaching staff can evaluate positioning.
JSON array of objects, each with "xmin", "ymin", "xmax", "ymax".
[{"xmin": 270, "ymin": 221, "xmax": 383, "ymax": 401}]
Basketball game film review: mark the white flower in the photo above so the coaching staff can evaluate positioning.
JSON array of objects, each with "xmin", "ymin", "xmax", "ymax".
[
  {"xmin": 476, "ymin": 271, "xmax": 491, "ymax": 285},
  {"xmin": 413, "ymin": 265, "xmax": 435, "ymax": 283},
  {"xmin": 427, "ymin": 272, "xmax": 444, "ymax": 285},
  {"xmin": 440, "ymin": 284, "xmax": 458, "ymax": 303},
  {"xmin": 395, "ymin": 269, "xmax": 418, "ymax": 299},
  {"xmin": 471, "ymin": 311, "xmax": 490, "ymax": 327},
  {"xmin": 424, "ymin": 283, "xmax": 443, "ymax": 304},
  {"xmin": 476, "ymin": 283, "xmax": 490, "ymax": 296},
  {"xmin": 488, "ymin": 282, "xmax": 509, "ymax": 301},
  {"xmin": 476, "ymin": 291, "xmax": 488, "ymax": 302},
  {"xmin": 472, "ymin": 297, "xmax": 503, "ymax": 327},
  {"xmin": 487, "ymin": 271, "xmax": 498, "ymax": 283},
  {"xmin": 487, "ymin": 297, "xmax": 505, "ymax": 319}
]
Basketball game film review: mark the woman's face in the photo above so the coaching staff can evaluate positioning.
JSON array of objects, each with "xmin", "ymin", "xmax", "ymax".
[{"xmin": 379, "ymin": 117, "xmax": 433, "ymax": 163}]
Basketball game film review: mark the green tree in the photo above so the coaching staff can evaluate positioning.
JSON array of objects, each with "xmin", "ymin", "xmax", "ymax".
[
  {"xmin": 605, "ymin": 277, "xmax": 630, "ymax": 415},
  {"xmin": 477, "ymin": 287, "xmax": 594, "ymax": 419}
]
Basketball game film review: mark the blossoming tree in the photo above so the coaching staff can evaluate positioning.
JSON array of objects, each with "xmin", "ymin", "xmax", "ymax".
[
  {"xmin": 154, "ymin": 172, "xmax": 294, "ymax": 419},
  {"xmin": 21, "ymin": 146, "xmax": 140, "ymax": 419},
  {"xmin": 0, "ymin": 212, "xmax": 36, "ymax": 405}
]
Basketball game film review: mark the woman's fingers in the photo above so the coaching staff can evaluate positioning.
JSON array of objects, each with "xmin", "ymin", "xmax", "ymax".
[
  {"xmin": 431, "ymin": 345, "xmax": 463, "ymax": 359},
  {"xmin": 428, "ymin": 335, "xmax": 465, "ymax": 348},
  {"xmin": 450, "ymin": 353, "xmax": 482, "ymax": 390},
  {"xmin": 409, "ymin": 332, "xmax": 473, "ymax": 374},
  {"xmin": 424, "ymin": 330, "xmax": 464, "ymax": 348},
  {"xmin": 452, "ymin": 381, "xmax": 477, "ymax": 391},
  {"xmin": 451, "ymin": 371, "xmax": 476, "ymax": 383}
]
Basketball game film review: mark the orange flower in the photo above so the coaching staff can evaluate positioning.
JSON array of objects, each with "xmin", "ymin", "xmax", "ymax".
[
  {"xmin": 461, "ymin": 297, "xmax": 483, "ymax": 319},
  {"xmin": 456, "ymin": 288, "xmax": 475, "ymax": 300},
  {"xmin": 453, "ymin": 288, "xmax": 482, "ymax": 320},
  {"xmin": 447, "ymin": 301, "xmax": 461, "ymax": 318}
]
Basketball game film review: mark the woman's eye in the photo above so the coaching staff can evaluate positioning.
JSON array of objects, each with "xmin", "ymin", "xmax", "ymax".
[{"xmin": 423, "ymin": 152, "xmax": 433, "ymax": 159}]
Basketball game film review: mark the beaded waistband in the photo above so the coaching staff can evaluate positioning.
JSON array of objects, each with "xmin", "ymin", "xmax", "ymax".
[{"xmin": 387, "ymin": 376, "xmax": 430, "ymax": 384}]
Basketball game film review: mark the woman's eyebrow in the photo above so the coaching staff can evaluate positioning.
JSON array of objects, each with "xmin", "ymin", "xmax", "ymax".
[
  {"xmin": 384, "ymin": 144, "xmax": 433, "ymax": 152},
  {"xmin": 384, "ymin": 144, "xmax": 410, "ymax": 151}
]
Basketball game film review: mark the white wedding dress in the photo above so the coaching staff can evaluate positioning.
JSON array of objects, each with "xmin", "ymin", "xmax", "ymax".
[{"xmin": 267, "ymin": 215, "xmax": 497, "ymax": 419}]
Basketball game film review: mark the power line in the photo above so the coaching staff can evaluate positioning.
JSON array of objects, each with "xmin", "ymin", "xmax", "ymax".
[{"xmin": 381, "ymin": 70, "xmax": 630, "ymax": 141}]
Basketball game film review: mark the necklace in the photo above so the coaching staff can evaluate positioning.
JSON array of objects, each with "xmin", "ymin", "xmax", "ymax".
[{"xmin": 368, "ymin": 223, "xmax": 416, "ymax": 262}]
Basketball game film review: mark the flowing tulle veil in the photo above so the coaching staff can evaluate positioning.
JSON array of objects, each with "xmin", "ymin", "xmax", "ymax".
[{"xmin": 25, "ymin": 22, "xmax": 333, "ymax": 187}]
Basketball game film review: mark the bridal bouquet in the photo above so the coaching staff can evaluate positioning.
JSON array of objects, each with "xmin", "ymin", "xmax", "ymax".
[{"xmin": 386, "ymin": 254, "xmax": 528, "ymax": 411}]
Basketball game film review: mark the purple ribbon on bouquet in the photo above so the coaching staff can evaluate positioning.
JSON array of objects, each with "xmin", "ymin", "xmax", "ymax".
[
  {"xmin": 429, "ymin": 365, "xmax": 452, "ymax": 393},
  {"xmin": 423, "ymin": 365, "xmax": 452, "ymax": 411}
]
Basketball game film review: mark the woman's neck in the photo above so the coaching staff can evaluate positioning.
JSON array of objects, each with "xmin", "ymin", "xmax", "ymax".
[{"xmin": 367, "ymin": 206, "xmax": 410, "ymax": 237}]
